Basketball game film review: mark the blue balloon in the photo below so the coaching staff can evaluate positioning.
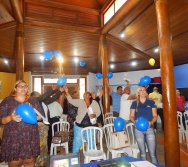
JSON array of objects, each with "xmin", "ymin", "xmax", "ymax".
[
  {"xmin": 96, "ymin": 72, "xmax": 102, "ymax": 79},
  {"xmin": 43, "ymin": 50, "xmax": 53, "ymax": 60},
  {"xmin": 139, "ymin": 77, "xmax": 146, "ymax": 86},
  {"xmin": 135, "ymin": 117, "xmax": 149, "ymax": 131},
  {"xmin": 53, "ymin": 50, "xmax": 62, "ymax": 59},
  {"xmin": 107, "ymin": 72, "xmax": 113, "ymax": 79},
  {"xmin": 16, "ymin": 103, "xmax": 37, "ymax": 124},
  {"xmin": 57, "ymin": 76, "xmax": 67, "ymax": 86},
  {"xmin": 139, "ymin": 76, "xmax": 151, "ymax": 86},
  {"xmin": 80, "ymin": 60, "xmax": 86, "ymax": 67},
  {"xmin": 114, "ymin": 117, "xmax": 125, "ymax": 132}
]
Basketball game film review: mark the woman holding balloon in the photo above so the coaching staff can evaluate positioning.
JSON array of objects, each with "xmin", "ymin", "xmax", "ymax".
[
  {"xmin": 130, "ymin": 86, "xmax": 158, "ymax": 164},
  {"xmin": 0, "ymin": 80, "xmax": 44, "ymax": 167}
]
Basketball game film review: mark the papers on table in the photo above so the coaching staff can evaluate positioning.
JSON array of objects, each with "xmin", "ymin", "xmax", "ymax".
[{"xmin": 130, "ymin": 161, "xmax": 156, "ymax": 167}]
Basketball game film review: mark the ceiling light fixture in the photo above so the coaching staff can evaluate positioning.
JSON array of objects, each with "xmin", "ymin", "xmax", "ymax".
[
  {"xmin": 110, "ymin": 64, "xmax": 115, "ymax": 69},
  {"xmin": 74, "ymin": 57, "xmax": 79, "ymax": 63},
  {"xmin": 154, "ymin": 48, "xmax": 159, "ymax": 53},
  {"xmin": 131, "ymin": 61, "xmax": 137, "ymax": 66},
  {"xmin": 4, "ymin": 59, "xmax": 8, "ymax": 64},
  {"xmin": 120, "ymin": 33, "xmax": 125, "ymax": 38},
  {"xmin": 40, "ymin": 55, "xmax": 44, "ymax": 60}
]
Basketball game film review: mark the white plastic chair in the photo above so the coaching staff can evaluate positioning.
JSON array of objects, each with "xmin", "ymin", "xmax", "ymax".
[
  {"xmin": 183, "ymin": 111, "xmax": 188, "ymax": 148},
  {"xmin": 104, "ymin": 112, "xmax": 113, "ymax": 118},
  {"xmin": 103, "ymin": 124, "xmax": 132, "ymax": 159},
  {"xmin": 126, "ymin": 123, "xmax": 149, "ymax": 158},
  {"xmin": 50, "ymin": 121, "xmax": 70, "ymax": 155},
  {"xmin": 177, "ymin": 111, "xmax": 185, "ymax": 143},
  {"xmin": 104, "ymin": 116, "xmax": 116, "ymax": 125},
  {"xmin": 125, "ymin": 123, "xmax": 140, "ymax": 158},
  {"xmin": 81, "ymin": 126, "xmax": 106, "ymax": 163}
]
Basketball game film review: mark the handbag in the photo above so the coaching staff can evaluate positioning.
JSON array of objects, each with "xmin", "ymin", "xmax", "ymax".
[
  {"xmin": 80, "ymin": 113, "xmax": 93, "ymax": 127},
  {"xmin": 111, "ymin": 131, "xmax": 130, "ymax": 149},
  {"xmin": 52, "ymin": 136, "xmax": 61, "ymax": 144},
  {"xmin": 54, "ymin": 131, "xmax": 69, "ymax": 143}
]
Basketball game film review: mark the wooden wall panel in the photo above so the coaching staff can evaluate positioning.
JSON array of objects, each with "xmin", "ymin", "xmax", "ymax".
[{"xmin": 25, "ymin": 3, "xmax": 100, "ymax": 27}]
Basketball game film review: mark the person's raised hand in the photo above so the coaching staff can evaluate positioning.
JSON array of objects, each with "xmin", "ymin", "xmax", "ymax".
[
  {"xmin": 59, "ymin": 86, "xmax": 65, "ymax": 92},
  {"xmin": 63, "ymin": 86, "xmax": 69, "ymax": 95},
  {"xmin": 89, "ymin": 114, "xmax": 96, "ymax": 119}
]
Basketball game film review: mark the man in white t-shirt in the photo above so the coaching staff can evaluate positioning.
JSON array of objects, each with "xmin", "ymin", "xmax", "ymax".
[{"xmin": 119, "ymin": 80, "xmax": 136, "ymax": 127}]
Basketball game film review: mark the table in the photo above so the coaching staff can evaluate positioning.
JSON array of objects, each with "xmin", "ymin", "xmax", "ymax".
[{"xmin": 80, "ymin": 156, "xmax": 165, "ymax": 167}]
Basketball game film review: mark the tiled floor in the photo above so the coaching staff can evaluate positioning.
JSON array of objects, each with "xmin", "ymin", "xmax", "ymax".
[
  {"xmin": 74, "ymin": 129, "xmax": 188, "ymax": 166},
  {"xmin": 46, "ymin": 129, "xmax": 188, "ymax": 167}
]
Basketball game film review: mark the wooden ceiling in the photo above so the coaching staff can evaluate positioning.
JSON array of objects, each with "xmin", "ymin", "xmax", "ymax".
[{"xmin": 0, "ymin": 0, "xmax": 188, "ymax": 75}]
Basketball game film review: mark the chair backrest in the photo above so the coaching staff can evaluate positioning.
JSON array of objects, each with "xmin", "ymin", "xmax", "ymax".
[
  {"xmin": 177, "ymin": 111, "xmax": 184, "ymax": 130},
  {"xmin": 81, "ymin": 126, "xmax": 103, "ymax": 153},
  {"xmin": 184, "ymin": 111, "xmax": 188, "ymax": 130},
  {"xmin": 104, "ymin": 116, "xmax": 116, "ymax": 125},
  {"xmin": 125, "ymin": 123, "xmax": 137, "ymax": 146},
  {"xmin": 104, "ymin": 113, "xmax": 113, "ymax": 118},
  {"xmin": 103, "ymin": 123, "xmax": 115, "ymax": 149},
  {"xmin": 52, "ymin": 121, "xmax": 70, "ymax": 136}
]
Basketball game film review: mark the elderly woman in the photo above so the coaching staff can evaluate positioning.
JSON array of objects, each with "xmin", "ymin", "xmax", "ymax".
[
  {"xmin": 130, "ymin": 86, "xmax": 158, "ymax": 164},
  {"xmin": 0, "ymin": 80, "xmax": 44, "ymax": 167},
  {"xmin": 64, "ymin": 86, "xmax": 101, "ymax": 153}
]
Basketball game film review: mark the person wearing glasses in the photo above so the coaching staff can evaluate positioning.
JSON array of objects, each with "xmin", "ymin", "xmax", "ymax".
[{"xmin": 0, "ymin": 80, "xmax": 44, "ymax": 167}]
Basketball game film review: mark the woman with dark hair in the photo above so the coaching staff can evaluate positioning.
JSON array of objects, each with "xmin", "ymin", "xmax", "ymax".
[
  {"xmin": 130, "ymin": 86, "xmax": 158, "ymax": 164},
  {"xmin": 176, "ymin": 89, "xmax": 186, "ymax": 130},
  {"xmin": 0, "ymin": 80, "xmax": 44, "ymax": 167}
]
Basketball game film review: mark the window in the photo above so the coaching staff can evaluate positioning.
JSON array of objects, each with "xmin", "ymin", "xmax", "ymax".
[
  {"xmin": 33, "ymin": 77, "xmax": 42, "ymax": 93},
  {"xmin": 79, "ymin": 78, "xmax": 86, "ymax": 99},
  {"xmin": 104, "ymin": 0, "xmax": 127, "ymax": 24},
  {"xmin": 32, "ymin": 76, "xmax": 86, "ymax": 99},
  {"xmin": 104, "ymin": 4, "xmax": 114, "ymax": 24},
  {"xmin": 43, "ymin": 78, "xmax": 77, "ymax": 84}
]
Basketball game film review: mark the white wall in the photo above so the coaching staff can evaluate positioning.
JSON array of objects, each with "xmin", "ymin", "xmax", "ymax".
[
  {"xmin": 87, "ymin": 72, "xmax": 98, "ymax": 92},
  {"xmin": 88, "ymin": 69, "xmax": 161, "ymax": 94},
  {"xmin": 87, "ymin": 69, "xmax": 162, "ymax": 124}
]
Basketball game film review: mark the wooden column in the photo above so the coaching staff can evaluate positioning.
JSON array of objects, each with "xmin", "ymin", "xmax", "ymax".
[
  {"xmin": 99, "ymin": 34, "xmax": 110, "ymax": 115},
  {"xmin": 155, "ymin": 0, "xmax": 180, "ymax": 166},
  {"xmin": 14, "ymin": 23, "xmax": 25, "ymax": 81},
  {"xmin": 10, "ymin": 0, "xmax": 24, "ymax": 81}
]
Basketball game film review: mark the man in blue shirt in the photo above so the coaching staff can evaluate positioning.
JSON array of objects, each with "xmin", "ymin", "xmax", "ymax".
[{"xmin": 106, "ymin": 79, "xmax": 123, "ymax": 117}]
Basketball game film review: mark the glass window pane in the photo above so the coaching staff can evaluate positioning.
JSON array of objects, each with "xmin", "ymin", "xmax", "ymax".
[
  {"xmin": 67, "ymin": 79, "xmax": 77, "ymax": 83},
  {"xmin": 44, "ymin": 78, "xmax": 77, "ymax": 84},
  {"xmin": 104, "ymin": 4, "xmax": 115, "ymax": 24},
  {"xmin": 115, "ymin": 0, "xmax": 127, "ymax": 13},
  {"xmin": 79, "ymin": 78, "xmax": 85, "ymax": 99},
  {"xmin": 44, "ymin": 78, "xmax": 58, "ymax": 83},
  {"xmin": 34, "ymin": 78, "xmax": 42, "ymax": 93}
]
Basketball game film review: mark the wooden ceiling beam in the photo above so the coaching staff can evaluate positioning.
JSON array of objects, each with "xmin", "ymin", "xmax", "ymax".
[
  {"xmin": 24, "ymin": 0, "xmax": 100, "ymax": 15},
  {"xmin": 29, "ymin": 67, "xmax": 88, "ymax": 75},
  {"xmin": 100, "ymin": 0, "xmax": 115, "ymax": 14},
  {"xmin": 107, "ymin": 34, "xmax": 152, "ymax": 60},
  {"xmin": 24, "ymin": 20, "xmax": 100, "ymax": 34},
  {"xmin": 10, "ymin": 0, "xmax": 23, "ymax": 23},
  {"xmin": 0, "ymin": 21, "xmax": 16, "ymax": 30},
  {"xmin": 101, "ymin": 0, "xmax": 141, "ymax": 34},
  {"xmin": 0, "ymin": 3, "xmax": 14, "ymax": 24}
]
